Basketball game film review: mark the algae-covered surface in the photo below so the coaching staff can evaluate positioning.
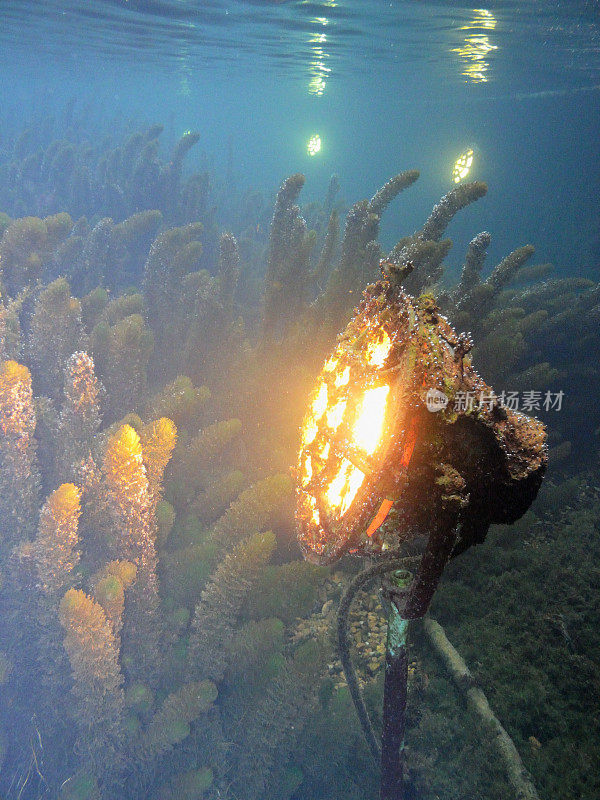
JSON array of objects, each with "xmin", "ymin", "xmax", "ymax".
[{"xmin": 0, "ymin": 2, "xmax": 598, "ymax": 799}]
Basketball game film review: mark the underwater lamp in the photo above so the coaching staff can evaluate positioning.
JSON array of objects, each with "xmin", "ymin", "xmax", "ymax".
[
  {"xmin": 296, "ymin": 273, "xmax": 418, "ymax": 565},
  {"xmin": 296, "ymin": 262, "xmax": 547, "ymax": 800},
  {"xmin": 297, "ymin": 263, "xmax": 547, "ymax": 572}
]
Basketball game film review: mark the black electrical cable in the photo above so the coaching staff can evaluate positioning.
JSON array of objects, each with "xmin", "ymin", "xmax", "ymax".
[{"xmin": 336, "ymin": 556, "xmax": 420, "ymax": 765}]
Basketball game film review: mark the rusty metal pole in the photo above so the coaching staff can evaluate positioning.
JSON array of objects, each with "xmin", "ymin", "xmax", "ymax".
[{"xmin": 380, "ymin": 569, "xmax": 412, "ymax": 800}]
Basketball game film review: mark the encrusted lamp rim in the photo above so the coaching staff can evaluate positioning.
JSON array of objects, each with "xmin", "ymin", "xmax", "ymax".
[{"xmin": 296, "ymin": 274, "xmax": 547, "ymax": 565}]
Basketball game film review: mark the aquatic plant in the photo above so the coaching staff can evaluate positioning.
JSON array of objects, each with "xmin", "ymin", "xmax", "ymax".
[
  {"xmin": 181, "ymin": 232, "xmax": 247, "ymax": 388},
  {"xmin": 57, "ymin": 351, "xmax": 103, "ymax": 483},
  {"xmin": 144, "ymin": 374, "xmax": 211, "ymax": 431},
  {"xmin": 321, "ymin": 169, "xmax": 420, "ymax": 329},
  {"xmin": 90, "ymin": 309, "xmax": 154, "ymax": 420},
  {"xmin": 142, "ymin": 222, "xmax": 204, "ymax": 367},
  {"xmin": 100, "ymin": 424, "xmax": 162, "ymax": 685},
  {"xmin": 0, "ymin": 290, "xmax": 22, "ymax": 362},
  {"xmin": 89, "ymin": 560, "xmax": 137, "ymax": 644},
  {"xmin": 64, "ymin": 211, "xmax": 164, "ymax": 295},
  {"xmin": 136, "ymin": 680, "xmax": 217, "ymax": 767},
  {"xmin": 261, "ymin": 173, "xmax": 314, "ymax": 344},
  {"xmin": 188, "ymin": 531, "xmax": 276, "ymax": 683},
  {"xmin": 0, "ymin": 325, "xmax": 322, "ymax": 800},
  {"xmin": 0, "ymin": 359, "xmax": 39, "ymax": 546},
  {"xmin": 0, "ymin": 212, "xmax": 72, "ymax": 295},
  {"xmin": 27, "ymin": 278, "xmax": 85, "ymax": 400},
  {"xmin": 33, "ymin": 482, "xmax": 81, "ymax": 596},
  {"xmin": 58, "ymin": 588, "xmax": 126, "ymax": 784},
  {"xmin": 0, "ymin": 122, "xmax": 209, "ymax": 226},
  {"xmin": 140, "ymin": 416, "xmax": 178, "ymax": 501}
]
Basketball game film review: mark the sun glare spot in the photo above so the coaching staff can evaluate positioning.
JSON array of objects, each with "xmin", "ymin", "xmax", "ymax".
[
  {"xmin": 452, "ymin": 148, "xmax": 474, "ymax": 183},
  {"xmin": 307, "ymin": 134, "xmax": 322, "ymax": 156},
  {"xmin": 453, "ymin": 9, "xmax": 498, "ymax": 83}
]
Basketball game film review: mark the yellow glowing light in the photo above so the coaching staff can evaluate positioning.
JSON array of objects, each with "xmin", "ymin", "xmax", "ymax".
[
  {"xmin": 318, "ymin": 442, "xmax": 330, "ymax": 460},
  {"xmin": 342, "ymin": 466, "xmax": 365, "ymax": 514},
  {"xmin": 298, "ymin": 321, "xmax": 398, "ymax": 535},
  {"xmin": 366, "ymin": 331, "xmax": 392, "ymax": 367},
  {"xmin": 353, "ymin": 385, "xmax": 390, "ymax": 455},
  {"xmin": 302, "ymin": 419, "xmax": 318, "ymax": 446},
  {"xmin": 452, "ymin": 149, "xmax": 474, "ymax": 183},
  {"xmin": 308, "ymin": 495, "xmax": 320, "ymax": 524},
  {"xmin": 312, "ymin": 383, "xmax": 328, "ymax": 419},
  {"xmin": 307, "ymin": 134, "xmax": 322, "ymax": 156},
  {"xmin": 325, "ymin": 458, "xmax": 365, "ymax": 514},
  {"xmin": 334, "ymin": 366, "xmax": 350, "ymax": 387},
  {"xmin": 326, "ymin": 400, "xmax": 347, "ymax": 430},
  {"xmin": 326, "ymin": 399, "xmax": 347, "ymax": 431},
  {"xmin": 453, "ymin": 9, "xmax": 498, "ymax": 83},
  {"xmin": 461, "ymin": 9, "xmax": 497, "ymax": 31},
  {"xmin": 308, "ymin": 27, "xmax": 330, "ymax": 95},
  {"xmin": 325, "ymin": 461, "xmax": 348, "ymax": 507},
  {"xmin": 302, "ymin": 456, "xmax": 313, "ymax": 486}
]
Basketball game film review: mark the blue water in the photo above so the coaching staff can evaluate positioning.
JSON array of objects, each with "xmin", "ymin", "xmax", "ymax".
[{"xmin": 1, "ymin": 0, "xmax": 599, "ymax": 272}]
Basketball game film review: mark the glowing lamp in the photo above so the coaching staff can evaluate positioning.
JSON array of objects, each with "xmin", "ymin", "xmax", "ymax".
[
  {"xmin": 296, "ymin": 263, "xmax": 547, "ymax": 800},
  {"xmin": 307, "ymin": 134, "xmax": 322, "ymax": 156},
  {"xmin": 297, "ymin": 266, "xmax": 547, "ymax": 570},
  {"xmin": 452, "ymin": 148, "xmax": 474, "ymax": 183},
  {"xmin": 296, "ymin": 291, "xmax": 417, "ymax": 565}
]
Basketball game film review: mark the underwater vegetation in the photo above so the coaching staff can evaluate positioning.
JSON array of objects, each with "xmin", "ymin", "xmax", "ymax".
[
  {"xmin": 0, "ymin": 119, "xmax": 598, "ymax": 799},
  {"xmin": 0, "ymin": 340, "xmax": 310, "ymax": 798},
  {"xmin": 0, "ymin": 120, "xmax": 206, "ymax": 225}
]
